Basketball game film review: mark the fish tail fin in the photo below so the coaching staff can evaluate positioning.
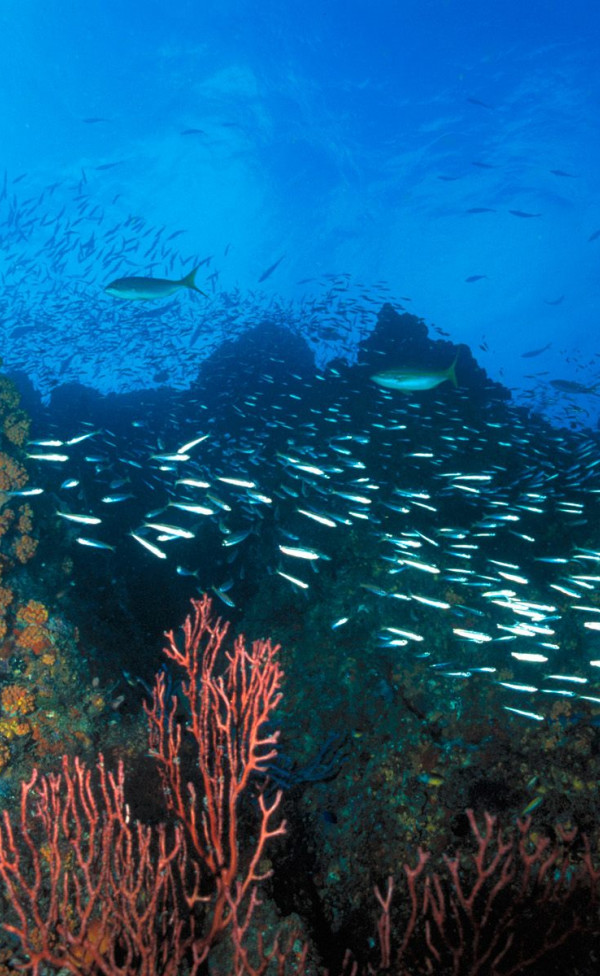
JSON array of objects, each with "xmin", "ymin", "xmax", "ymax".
[
  {"xmin": 447, "ymin": 352, "xmax": 459, "ymax": 387},
  {"xmin": 180, "ymin": 265, "xmax": 208, "ymax": 297}
]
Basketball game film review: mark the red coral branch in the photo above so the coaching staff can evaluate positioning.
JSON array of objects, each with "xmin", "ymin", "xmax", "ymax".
[
  {"xmin": 368, "ymin": 808, "xmax": 599, "ymax": 976},
  {"xmin": 144, "ymin": 594, "xmax": 286, "ymax": 955},
  {"xmin": 0, "ymin": 755, "xmax": 186, "ymax": 975},
  {"xmin": 0, "ymin": 596, "xmax": 286, "ymax": 974},
  {"xmin": 2, "ymin": 596, "xmax": 598, "ymax": 976}
]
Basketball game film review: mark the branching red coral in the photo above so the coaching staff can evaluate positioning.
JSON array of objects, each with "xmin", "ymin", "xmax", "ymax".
[{"xmin": 0, "ymin": 596, "xmax": 286, "ymax": 975}]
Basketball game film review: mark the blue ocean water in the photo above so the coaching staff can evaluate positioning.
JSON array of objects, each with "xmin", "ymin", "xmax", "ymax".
[{"xmin": 1, "ymin": 0, "xmax": 599, "ymax": 426}]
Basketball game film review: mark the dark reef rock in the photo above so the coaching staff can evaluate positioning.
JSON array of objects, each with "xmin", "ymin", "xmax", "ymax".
[{"xmin": 356, "ymin": 303, "xmax": 510, "ymax": 402}]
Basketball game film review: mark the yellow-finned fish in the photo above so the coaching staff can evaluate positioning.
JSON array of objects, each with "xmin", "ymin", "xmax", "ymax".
[
  {"xmin": 371, "ymin": 354, "xmax": 458, "ymax": 392},
  {"xmin": 104, "ymin": 265, "xmax": 208, "ymax": 300}
]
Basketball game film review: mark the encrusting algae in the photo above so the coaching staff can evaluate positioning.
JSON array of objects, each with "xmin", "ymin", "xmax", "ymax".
[
  {"xmin": 1, "ymin": 683, "xmax": 35, "ymax": 716},
  {"xmin": 0, "ymin": 370, "xmax": 128, "ymax": 787},
  {"xmin": 0, "ymin": 452, "xmax": 27, "ymax": 494},
  {"xmin": 0, "ymin": 375, "xmax": 30, "ymax": 448}
]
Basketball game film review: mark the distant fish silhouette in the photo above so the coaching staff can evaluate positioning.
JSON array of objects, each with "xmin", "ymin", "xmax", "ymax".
[
  {"xmin": 521, "ymin": 343, "xmax": 552, "ymax": 358},
  {"xmin": 550, "ymin": 379, "xmax": 599, "ymax": 395},
  {"xmin": 509, "ymin": 210, "xmax": 542, "ymax": 218},
  {"xmin": 96, "ymin": 161, "xmax": 125, "ymax": 171},
  {"xmin": 543, "ymin": 295, "xmax": 564, "ymax": 306},
  {"xmin": 588, "ymin": 229, "xmax": 600, "ymax": 242},
  {"xmin": 550, "ymin": 169, "xmax": 578, "ymax": 178},
  {"xmin": 82, "ymin": 117, "xmax": 110, "ymax": 124},
  {"xmin": 465, "ymin": 208, "xmax": 496, "ymax": 214},
  {"xmin": 465, "ymin": 275, "xmax": 488, "ymax": 283},
  {"xmin": 258, "ymin": 254, "xmax": 286, "ymax": 283},
  {"xmin": 466, "ymin": 97, "xmax": 493, "ymax": 109}
]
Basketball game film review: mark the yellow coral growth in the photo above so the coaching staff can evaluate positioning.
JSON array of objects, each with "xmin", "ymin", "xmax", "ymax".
[
  {"xmin": 17, "ymin": 503, "xmax": 33, "ymax": 535},
  {"xmin": 0, "ymin": 453, "xmax": 28, "ymax": 493},
  {"xmin": 0, "ymin": 587, "xmax": 13, "ymax": 613},
  {"xmin": 1, "ymin": 683, "xmax": 35, "ymax": 716},
  {"xmin": 0, "ymin": 510, "xmax": 15, "ymax": 539},
  {"xmin": 550, "ymin": 699, "xmax": 573, "ymax": 721},
  {"xmin": 0, "ymin": 741, "xmax": 10, "ymax": 772},
  {"xmin": 0, "ymin": 377, "xmax": 20, "ymax": 414},
  {"xmin": 3, "ymin": 409, "xmax": 30, "ymax": 447},
  {"xmin": 17, "ymin": 600, "xmax": 48, "ymax": 626},
  {"xmin": 13, "ymin": 534, "xmax": 38, "ymax": 564},
  {"xmin": 0, "ymin": 716, "xmax": 30, "ymax": 739},
  {"xmin": 16, "ymin": 623, "xmax": 49, "ymax": 655}
]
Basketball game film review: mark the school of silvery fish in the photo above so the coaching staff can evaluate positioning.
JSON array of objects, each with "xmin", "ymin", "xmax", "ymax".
[
  {"xmin": 16, "ymin": 320, "xmax": 600, "ymax": 730},
  {"xmin": 0, "ymin": 171, "xmax": 394, "ymax": 400},
  {"xmin": 1, "ymin": 170, "xmax": 600, "ymax": 730}
]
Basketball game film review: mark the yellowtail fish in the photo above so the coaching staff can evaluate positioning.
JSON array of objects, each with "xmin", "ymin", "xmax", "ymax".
[
  {"xmin": 371, "ymin": 354, "xmax": 458, "ymax": 392},
  {"xmin": 104, "ymin": 265, "xmax": 208, "ymax": 300}
]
